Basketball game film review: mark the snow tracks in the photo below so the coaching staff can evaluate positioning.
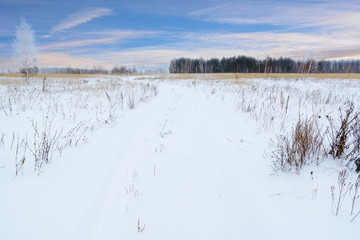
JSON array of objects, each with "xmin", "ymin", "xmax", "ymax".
[
  {"xmin": 2, "ymin": 81, "xmax": 355, "ymax": 240},
  {"xmin": 72, "ymin": 83, "xmax": 269, "ymax": 240}
]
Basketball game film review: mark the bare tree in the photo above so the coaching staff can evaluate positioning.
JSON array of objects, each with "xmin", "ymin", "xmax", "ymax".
[{"xmin": 13, "ymin": 18, "xmax": 38, "ymax": 81}]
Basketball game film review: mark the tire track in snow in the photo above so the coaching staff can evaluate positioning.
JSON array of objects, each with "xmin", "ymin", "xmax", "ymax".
[
  {"xmin": 73, "ymin": 84, "xmax": 182, "ymax": 239},
  {"xmin": 75, "ymin": 83, "xmax": 272, "ymax": 239},
  {"xmin": 134, "ymin": 86, "xmax": 270, "ymax": 239}
]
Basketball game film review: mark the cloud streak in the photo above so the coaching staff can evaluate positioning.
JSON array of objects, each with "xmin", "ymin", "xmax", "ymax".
[
  {"xmin": 175, "ymin": 29, "xmax": 360, "ymax": 60},
  {"xmin": 36, "ymin": 43, "xmax": 360, "ymax": 70},
  {"xmin": 190, "ymin": 1, "xmax": 360, "ymax": 31},
  {"xmin": 45, "ymin": 7, "xmax": 113, "ymax": 37},
  {"xmin": 39, "ymin": 30, "xmax": 159, "ymax": 51}
]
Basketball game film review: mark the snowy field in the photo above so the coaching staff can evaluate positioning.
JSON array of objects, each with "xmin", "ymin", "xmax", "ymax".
[{"xmin": 0, "ymin": 74, "xmax": 359, "ymax": 239}]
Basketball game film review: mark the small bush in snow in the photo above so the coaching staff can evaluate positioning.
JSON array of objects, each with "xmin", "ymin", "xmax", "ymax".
[
  {"xmin": 270, "ymin": 117, "xmax": 324, "ymax": 173},
  {"xmin": 331, "ymin": 169, "xmax": 350, "ymax": 216},
  {"xmin": 127, "ymin": 94, "xmax": 136, "ymax": 109},
  {"xmin": 349, "ymin": 175, "xmax": 360, "ymax": 215},
  {"xmin": 326, "ymin": 102, "xmax": 360, "ymax": 172},
  {"xmin": 137, "ymin": 219, "xmax": 145, "ymax": 232},
  {"xmin": 15, "ymin": 135, "xmax": 27, "ymax": 176},
  {"xmin": 30, "ymin": 117, "xmax": 62, "ymax": 173}
]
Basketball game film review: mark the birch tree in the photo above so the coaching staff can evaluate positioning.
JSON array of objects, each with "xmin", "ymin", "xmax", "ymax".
[{"xmin": 13, "ymin": 18, "xmax": 38, "ymax": 81}]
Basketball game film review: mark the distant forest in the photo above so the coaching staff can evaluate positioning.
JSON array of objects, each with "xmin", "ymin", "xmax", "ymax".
[
  {"xmin": 27, "ymin": 65, "xmax": 166, "ymax": 75},
  {"xmin": 169, "ymin": 56, "xmax": 360, "ymax": 74}
]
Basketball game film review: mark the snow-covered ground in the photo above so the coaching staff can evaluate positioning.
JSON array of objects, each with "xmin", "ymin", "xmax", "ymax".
[{"xmin": 0, "ymin": 75, "xmax": 359, "ymax": 239}]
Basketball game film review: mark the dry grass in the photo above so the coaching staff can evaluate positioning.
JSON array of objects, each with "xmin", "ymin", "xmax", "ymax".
[
  {"xmin": 0, "ymin": 75, "xmax": 160, "ymax": 175},
  {"xmin": 270, "ymin": 117, "xmax": 324, "ymax": 173},
  {"xmin": 2, "ymin": 73, "xmax": 360, "ymax": 81}
]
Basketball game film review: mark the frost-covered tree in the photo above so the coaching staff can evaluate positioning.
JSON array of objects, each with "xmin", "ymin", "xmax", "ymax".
[{"xmin": 13, "ymin": 18, "xmax": 38, "ymax": 80}]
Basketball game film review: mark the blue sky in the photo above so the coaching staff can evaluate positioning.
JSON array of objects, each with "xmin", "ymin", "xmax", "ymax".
[{"xmin": 1, "ymin": 0, "xmax": 360, "ymax": 70}]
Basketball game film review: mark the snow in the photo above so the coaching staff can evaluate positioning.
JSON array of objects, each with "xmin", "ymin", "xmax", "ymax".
[{"xmin": 0, "ymin": 75, "xmax": 359, "ymax": 239}]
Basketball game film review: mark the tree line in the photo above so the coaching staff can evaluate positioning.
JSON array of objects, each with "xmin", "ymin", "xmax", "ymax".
[
  {"xmin": 33, "ymin": 66, "xmax": 136, "ymax": 74},
  {"xmin": 45, "ymin": 65, "xmax": 138, "ymax": 74},
  {"xmin": 169, "ymin": 56, "xmax": 360, "ymax": 74},
  {"xmin": 33, "ymin": 65, "xmax": 166, "ymax": 75}
]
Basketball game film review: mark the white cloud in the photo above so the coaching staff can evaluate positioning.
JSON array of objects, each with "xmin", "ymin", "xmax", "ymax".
[
  {"xmin": 39, "ymin": 30, "xmax": 159, "ymax": 51},
  {"xmin": 186, "ymin": 1, "xmax": 360, "ymax": 61},
  {"xmin": 35, "ymin": 43, "xmax": 360, "ymax": 70},
  {"xmin": 44, "ymin": 7, "xmax": 113, "ymax": 37},
  {"xmin": 176, "ymin": 29, "xmax": 360, "ymax": 60},
  {"xmin": 190, "ymin": 1, "xmax": 360, "ymax": 31}
]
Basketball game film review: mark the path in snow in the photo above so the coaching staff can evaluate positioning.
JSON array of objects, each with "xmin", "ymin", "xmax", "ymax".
[{"xmin": 0, "ymin": 82, "xmax": 356, "ymax": 240}]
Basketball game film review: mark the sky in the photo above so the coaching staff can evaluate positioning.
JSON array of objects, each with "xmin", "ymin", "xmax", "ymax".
[{"xmin": 1, "ymin": 0, "xmax": 360, "ymax": 70}]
